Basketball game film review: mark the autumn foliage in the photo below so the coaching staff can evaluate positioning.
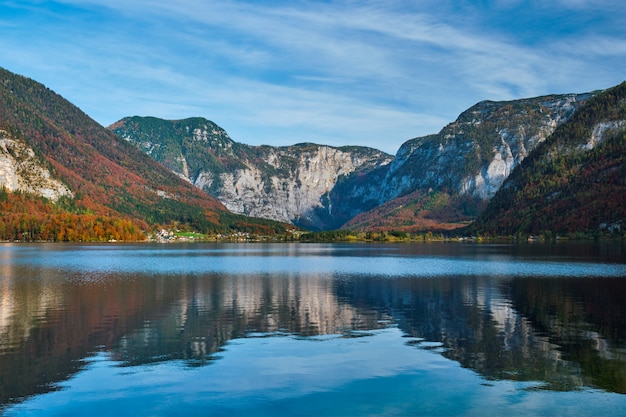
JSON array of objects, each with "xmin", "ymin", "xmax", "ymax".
[
  {"xmin": 0, "ymin": 191, "xmax": 146, "ymax": 241},
  {"xmin": 343, "ymin": 189, "xmax": 482, "ymax": 233},
  {"xmin": 0, "ymin": 68, "xmax": 289, "ymax": 239}
]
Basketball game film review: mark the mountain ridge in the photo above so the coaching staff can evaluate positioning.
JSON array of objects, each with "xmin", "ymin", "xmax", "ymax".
[
  {"xmin": 469, "ymin": 82, "xmax": 626, "ymax": 237},
  {"xmin": 0, "ymin": 67, "xmax": 290, "ymax": 240},
  {"xmin": 112, "ymin": 90, "xmax": 597, "ymax": 232},
  {"xmin": 110, "ymin": 116, "xmax": 392, "ymax": 230},
  {"xmin": 2, "ymin": 66, "xmax": 623, "ymax": 238},
  {"xmin": 339, "ymin": 91, "xmax": 596, "ymax": 232}
]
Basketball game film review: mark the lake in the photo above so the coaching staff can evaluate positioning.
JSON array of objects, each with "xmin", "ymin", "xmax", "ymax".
[{"xmin": 0, "ymin": 242, "xmax": 624, "ymax": 416}]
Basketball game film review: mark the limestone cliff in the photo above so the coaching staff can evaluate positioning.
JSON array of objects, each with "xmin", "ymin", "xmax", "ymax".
[
  {"xmin": 216, "ymin": 144, "xmax": 392, "ymax": 227},
  {"xmin": 110, "ymin": 117, "xmax": 392, "ymax": 229},
  {"xmin": 355, "ymin": 93, "xmax": 590, "ymax": 204},
  {"xmin": 0, "ymin": 130, "xmax": 72, "ymax": 201},
  {"xmin": 340, "ymin": 92, "xmax": 594, "ymax": 231},
  {"xmin": 111, "ymin": 90, "xmax": 601, "ymax": 232},
  {"xmin": 470, "ymin": 82, "xmax": 626, "ymax": 236}
]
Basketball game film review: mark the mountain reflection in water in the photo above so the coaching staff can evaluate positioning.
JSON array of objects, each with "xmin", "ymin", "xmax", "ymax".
[{"xmin": 0, "ymin": 243, "xmax": 624, "ymax": 411}]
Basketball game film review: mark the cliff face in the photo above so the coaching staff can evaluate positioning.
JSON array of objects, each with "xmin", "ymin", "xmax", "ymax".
[
  {"xmin": 217, "ymin": 144, "xmax": 391, "ymax": 227},
  {"xmin": 111, "ymin": 90, "xmax": 601, "ymax": 232},
  {"xmin": 0, "ymin": 130, "xmax": 72, "ymax": 201},
  {"xmin": 340, "ymin": 92, "xmax": 594, "ymax": 231},
  {"xmin": 471, "ymin": 82, "xmax": 626, "ymax": 236},
  {"xmin": 111, "ymin": 117, "xmax": 392, "ymax": 229},
  {"xmin": 347, "ymin": 93, "xmax": 590, "ymax": 204}
]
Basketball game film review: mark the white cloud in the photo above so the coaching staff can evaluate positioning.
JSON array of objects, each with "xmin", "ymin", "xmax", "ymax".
[{"xmin": 2, "ymin": 0, "xmax": 624, "ymax": 153}]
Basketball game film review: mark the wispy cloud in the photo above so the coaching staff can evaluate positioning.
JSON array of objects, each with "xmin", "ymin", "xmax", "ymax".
[{"xmin": 1, "ymin": 0, "xmax": 624, "ymax": 153}]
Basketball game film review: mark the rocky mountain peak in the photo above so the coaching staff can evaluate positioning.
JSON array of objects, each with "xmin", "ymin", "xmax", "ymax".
[
  {"xmin": 111, "ymin": 90, "xmax": 602, "ymax": 232},
  {"xmin": 387, "ymin": 92, "xmax": 593, "ymax": 201},
  {"xmin": 111, "ymin": 117, "xmax": 392, "ymax": 228}
]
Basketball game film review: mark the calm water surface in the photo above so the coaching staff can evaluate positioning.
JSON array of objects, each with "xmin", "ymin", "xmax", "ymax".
[{"xmin": 0, "ymin": 242, "xmax": 624, "ymax": 416}]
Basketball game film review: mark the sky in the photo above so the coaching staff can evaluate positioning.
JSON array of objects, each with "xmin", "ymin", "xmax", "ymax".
[{"xmin": 1, "ymin": 1, "xmax": 625, "ymax": 154}]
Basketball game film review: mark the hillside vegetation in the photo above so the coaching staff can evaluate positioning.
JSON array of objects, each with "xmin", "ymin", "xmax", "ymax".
[
  {"xmin": 1, "ymin": 66, "xmax": 623, "ymax": 240},
  {"xmin": 470, "ymin": 82, "xmax": 626, "ymax": 238},
  {"xmin": 0, "ymin": 68, "xmax": 288, "ymax": 240}
]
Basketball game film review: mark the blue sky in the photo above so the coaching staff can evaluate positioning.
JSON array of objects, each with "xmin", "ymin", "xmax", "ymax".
[{"xmin": 1, "ymin": 0, "xmax": 625, "ymax": 154}]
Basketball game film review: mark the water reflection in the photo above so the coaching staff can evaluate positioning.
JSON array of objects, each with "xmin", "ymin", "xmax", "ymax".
[
  {"xmin": 337, "ymin": 275, "xmax": 626, "ymax": 392},
  {"xmin": 113, "ymin": 272, "xmax": 387, "ymax": 368},
  {"xmin": 0, "ymin": 243, "xmax": 624, "ymax": 411}
]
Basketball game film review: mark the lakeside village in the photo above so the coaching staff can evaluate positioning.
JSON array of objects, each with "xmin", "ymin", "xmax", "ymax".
[
  {"xmin": 155, "ymin": 228, "xmax": 257, "ymax": 242},
  {"xmin": 151, "ymin": 226, "xmax": 489, "ymax": 243},
  {"xmin": 151, "ymin": 226, "xmax": 625, "ymax": 243},
  {"xmin": 153, "ymin": 227, "xmax": 303, "ymax": 242},
  {"xmin": 151, "ymin": 227, "xmax": 445, "ymax": 243}
]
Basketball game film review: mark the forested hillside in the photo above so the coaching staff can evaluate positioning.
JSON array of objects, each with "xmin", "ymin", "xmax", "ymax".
[
  {"xmin": 470, "ymin": 82, "xmax": 626, "ymax": 237},
  {"xmin": 0, "ymin": 68, "xmax": 288, "ymax": 240}
]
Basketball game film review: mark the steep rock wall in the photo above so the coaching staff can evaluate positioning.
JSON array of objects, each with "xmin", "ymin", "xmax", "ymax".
[
  {"xmin": 111, "ymin": 117, "xmax": 391, "ymax": 227},
  {"xmin": 335, "ymin": 93, "xmax": 593, "ymax": 220},
  {"xmin": 209, "ymin": 145, "xmax": 392, "ymax": 224},
  {"xmin": 0, "ymin": 130, "xmax": 72, "ymax": 201},
  {"xmin": 388, "ymin": 94, "xmax": 590, "ymax": 202}
]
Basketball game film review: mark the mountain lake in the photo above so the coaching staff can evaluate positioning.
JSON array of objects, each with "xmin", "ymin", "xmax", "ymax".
[{"xmin": 0, "ymin": 242, "xmax": 624, "ymax": 416}]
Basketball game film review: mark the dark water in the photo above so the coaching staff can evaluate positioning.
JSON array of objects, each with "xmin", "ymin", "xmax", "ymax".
[{"xmin": 0, "ymin": 242, "xmax": 624, "ymax": 416}]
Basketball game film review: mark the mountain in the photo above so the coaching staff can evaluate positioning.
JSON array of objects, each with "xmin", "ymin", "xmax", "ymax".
[
  {"xmin": 469, "ymin": 82, "xmax": 626, "ymax": 237},
  {"xmin": 109, "ymin": 117, "xmax": 392, "ymax": 230},
  {"xmin": 112, "ymin": 90, "xmax": 595, "ymax": 232},
  {"xmin": 4, "ymin": 65, "xmax": 620, "ymax": 238},
  {"xmin": 340, "ymin": 92, "xmax": 596, "ymax": 232},
  {"xmin": 0, "ymin": 67, "xmax": 288, "ymax": 240}
]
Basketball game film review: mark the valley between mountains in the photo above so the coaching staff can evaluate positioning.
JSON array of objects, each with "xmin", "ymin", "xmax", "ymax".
[{"xmin": 1, "ymin": 67, "xmax": 624, "ymax": 241}]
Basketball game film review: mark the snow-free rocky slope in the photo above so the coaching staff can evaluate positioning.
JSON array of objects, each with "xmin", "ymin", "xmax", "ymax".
[
  {"xmin": 110, "ymin": 117, "xmax": 393, "ymax": 230},
  {"xmin": 112, "ymin": 91, "xmax": 596, "ymax": 231},
  {"xmin": 342, "ymin": 91, "xmax": 596, "ymax": 231}
]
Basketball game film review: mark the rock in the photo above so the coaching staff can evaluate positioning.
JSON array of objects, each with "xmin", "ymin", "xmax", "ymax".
[
  {"xmin": 0, "ymin": 130, "xmax": 73, "ymax": 201},
  {"xmin": 111, "ymin": 92, "xmax": 595, "ymax": 230}
]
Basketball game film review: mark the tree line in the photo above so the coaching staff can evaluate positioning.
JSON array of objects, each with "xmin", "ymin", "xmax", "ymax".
[{"xmin": 0, "ymin": 190, "xmax": 145, "ymax": 241}]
